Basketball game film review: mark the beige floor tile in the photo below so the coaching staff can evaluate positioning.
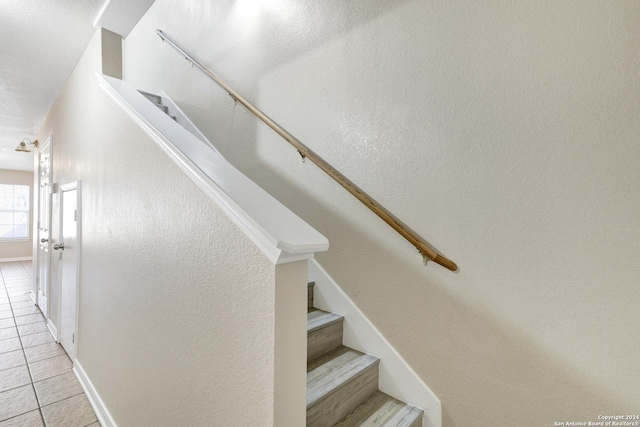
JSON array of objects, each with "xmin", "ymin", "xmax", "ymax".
[
  {"xmin": 0, "ymin": 340, "xmax": 20, "ymax": 356},
  {"xmin": 14, "ymin": 314, "xmax": 44, "ymax": 327},
  {"xmin": 7, "ymin": 296, "xmax": 30, "ymax": 304},
  {"xmin": 41, "ymin": 393, "xmax": 97, "ymax": 427},
  {"xmin": 2, "ymin": 272, "xmax": 29, "ymax": 278},
  {"xmin": 11, "ymin": 307, "xmax": 40, "ymax": 318},
  {"xmin": 5, "ymin": 295, "xmax": 28, "ymax": 302},
  {"xmin": 5, "ymin": 290, "xmax": 30, "ymax": 297},
  {"xmin": 2, "ymin": 284, "xmax": 29, "ymax": 289},
  {"xmin": 29, "ymin": 355, "xmax": 72, "ymax": 382},
  {"xmin": 23, "ymin": 343, "xmax": 66, "ymax": 364},
  {"xmin": 0, "ymin": 410, "xmax": 44, "ymax": 427},
  {"xmin": 5, "ymin": 289, "xmax": 28, "ymax": 296},
  {"xmin": 0, "ymin": 385, "xmax": 39, "ymax": 422},
  {"xmin": 1, "ymin": 286, "xmax": 26, "ymax": 291},
  {"xmin": 19, "ymin": 332, "xmax": 53, "ymax": 349},
  {"xmin": 8, "ymin": 301, "xmax": 34, "ymax": 310},
  {"xmin": 17, "ymin": 322, "xmax": 48, "ymax": 337},
  {"xmin": 6, "ymin": 281, "xmax": 29, "ymax": 287},
  {"xmin": 34, "ymin": 372, "xmax": 83, "ymax": 407},
  {"xmin": 0, "ymin": 366, "xmax": 31, "ymax": 393},
  {"xmin": 0, "ymin": 330, "xmax": 17, "ymax": 342},
  {"xmin": 0, "ymin": 351, "xmax": 24, "ymax": 371},
  {"xmin": 0, "ymin": 321, "xmax": 14, "ymax": 331},
  {"xmin": 3, "ymin": 282, "xmax": 30, "ymax": 288},
  {"xmin": 4, "ymin": 280, "xmax": 30, "ymax": 285}
]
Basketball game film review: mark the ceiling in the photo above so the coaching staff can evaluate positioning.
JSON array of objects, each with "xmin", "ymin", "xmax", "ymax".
[
  {"xmin": 0, "ymin": 0, "xmax": 107, "ymax": 171},
  {"xmin": 0, "ymin": 0, "xmax": 155, "ymax": 172}
]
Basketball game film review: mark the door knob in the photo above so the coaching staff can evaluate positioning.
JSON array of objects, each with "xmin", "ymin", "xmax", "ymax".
[
  {"xmin": 40, "ymin": 238, "xmax": 48, "ymax": 243},
  {"xmin": 53, "ymin": 243, "xmax": 65, "ymax": 251}
]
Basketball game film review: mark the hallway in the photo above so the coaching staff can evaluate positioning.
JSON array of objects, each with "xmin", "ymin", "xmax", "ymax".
[{"xmin": 0, "ymin": 262, "xmax": 99, "ymax": 426}]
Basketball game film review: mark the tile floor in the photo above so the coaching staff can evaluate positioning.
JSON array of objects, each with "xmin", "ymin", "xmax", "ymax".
[{"xmin": 0, "ymin": 261, "xmax": 99, "ymax": 427}]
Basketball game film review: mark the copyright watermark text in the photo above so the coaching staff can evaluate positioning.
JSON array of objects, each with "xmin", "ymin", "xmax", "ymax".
[{"xmin": 553, "ymin": 415, "xmax": 640, "ymax": 426}]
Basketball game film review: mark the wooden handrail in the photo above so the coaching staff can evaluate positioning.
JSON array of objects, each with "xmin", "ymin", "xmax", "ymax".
[{"xmin": 156, "ymin": 29, "xmax": 457, "ymax": 271}]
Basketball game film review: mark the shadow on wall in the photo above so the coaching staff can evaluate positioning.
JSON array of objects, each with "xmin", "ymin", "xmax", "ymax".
[
  {"xmin": 236, "ymin": 146, "xmax": 629, "ymax": 426},
  {"xmin": 132, "ymin": 0, "xmax": 637, "ymax": 424},
  {"xmin": 159, "ymin": 38, "xmax": 629, "ymax": 427},
  {"xmin": 150, "ymin": 0, "xmax": 420, "ymax": 157},
  {"xmin": 158, "ymin": 55, "xmax": 627, "ymax": 427}
]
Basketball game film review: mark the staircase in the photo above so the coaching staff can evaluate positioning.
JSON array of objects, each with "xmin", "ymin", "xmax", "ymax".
[
  {"xmin": 307, "ymin": 282, "xmax": 423, "ymax": 427},
  {"xmin": 136, "ymin": 87, "xmax": 425, "ymax": 426},
  {"xmin": 138, "ymin": 90, "xmax": 176, "ymax": 120}
]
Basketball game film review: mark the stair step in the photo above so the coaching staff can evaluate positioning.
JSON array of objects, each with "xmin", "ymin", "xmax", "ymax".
[
  {"xmin": 333, "ymin": 391, "xmax": 423, "ymax": 427},
  {"xmin": 153, "ymin": 103, "xmax": 169, "ymax": 114},
  {"xmin": 307, "ymin": 347, "xmax": 379, "ymax": 427},
  {"xmin": 308, "ymin": 309, "xmax": 344, "ymax": 361},
  {"xmin": 308, "ymin": 281, "xmax": 315, "ymax": 310},
  {"xmin": 308, "ymin": 309, "xmax": 343, "ymax": 333},
  {"xmin": 138, "ymin": 90, "xmax": 162, "ymax": 104}
]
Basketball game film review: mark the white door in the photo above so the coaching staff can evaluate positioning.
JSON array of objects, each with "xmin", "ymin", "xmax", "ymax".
[
  {"xmin": 57, "ymin": 182, "xmax": 80, "ymax": 360},
  {"xmin": 36, "ymin": 137, "xmax": 52, "ymax": 316}
]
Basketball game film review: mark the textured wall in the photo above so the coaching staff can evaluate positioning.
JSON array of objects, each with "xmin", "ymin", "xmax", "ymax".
[
  {"xmin": 0, "ymin": 169, "xmax": 34, "ymax": 259},
  {"xmin": 124, "ymin": 1, "xmax": 640, "ymax": 425},
  {"xmin": 36, "ymin": 30, "xmax": 278, "ymax": 426}
]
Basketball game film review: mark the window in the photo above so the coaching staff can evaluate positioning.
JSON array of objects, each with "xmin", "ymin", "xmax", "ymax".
[{"xmin": 0, "ymin": 184, "xmax": 30, "ymax": 240}]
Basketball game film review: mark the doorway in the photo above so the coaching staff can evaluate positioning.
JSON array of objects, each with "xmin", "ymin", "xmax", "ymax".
[
  {"xmin": 57, "ymin": 181, "xmax": 81, "ymax": 360},
  {"xmin": 36, "ymin": 136, "xmax": 52, "ymax": 317}
]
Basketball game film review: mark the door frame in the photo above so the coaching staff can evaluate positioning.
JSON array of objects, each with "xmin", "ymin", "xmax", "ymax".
[
  {"xmin": 35, "ymin": 136, "xmax": 53, "ymax": 316},
  {"xmin": 58, "ymin": 180, "xmax": 82, "ymax": 360}
]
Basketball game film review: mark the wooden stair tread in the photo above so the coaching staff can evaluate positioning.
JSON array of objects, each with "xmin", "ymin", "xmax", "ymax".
[
  {"xmin": 333, "ymin": 391, "xmax": 423, "ymax": 427},
  {"xmin": 305, "ymin": 282, "xmax": 423, "ymax": 427},
  {"xmin": 308, "ymin": 309, "xmax": 344, "ymax": 333},
  {"xmin": 307, "ymin": 347, "xmax": 379, "ymax": 408}
]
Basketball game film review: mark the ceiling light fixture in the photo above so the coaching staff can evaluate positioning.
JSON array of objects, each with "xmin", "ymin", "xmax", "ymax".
[{"xmin": 15, "ymin": 138, "xmax": 38, "ymax": 152}]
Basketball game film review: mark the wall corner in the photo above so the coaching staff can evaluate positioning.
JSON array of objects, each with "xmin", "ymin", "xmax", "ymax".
[{"xmin": 273, "ymin": 260, "xmax": 308, "ymax": 426}]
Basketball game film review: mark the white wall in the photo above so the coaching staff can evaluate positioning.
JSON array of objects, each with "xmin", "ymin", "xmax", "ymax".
[
  {"xmin": 0, "ymin": 169, "xmax": 34, "ymax": 259},
  {"xmin": 36, "ymin": 29, "xmax": 287, "ymax": 426},
  {"xmin": 123, "ymin": 1, "xmax": 640, "ymax": 425}
]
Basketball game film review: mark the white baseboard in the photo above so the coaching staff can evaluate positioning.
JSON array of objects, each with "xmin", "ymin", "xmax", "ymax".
[
  {"xmin": 46, "ymin": 319, "xmax": 58, "ymax": 342},
  {"xmin": 0, "ymin": 256, "xmax": 33, "ymax": 262},
  {"xmin": 74, "ymin": 360, "xmax": 117, "ymax": 427},
  {"xmin": 309, "ymin": 259, "xmax": 442, "ymax": 427}
]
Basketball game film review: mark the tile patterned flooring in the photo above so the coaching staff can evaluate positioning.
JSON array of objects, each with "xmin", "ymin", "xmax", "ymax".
[{"xmin": 0, "ymin": 262, "xmax": 99, "ymax": 426}]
